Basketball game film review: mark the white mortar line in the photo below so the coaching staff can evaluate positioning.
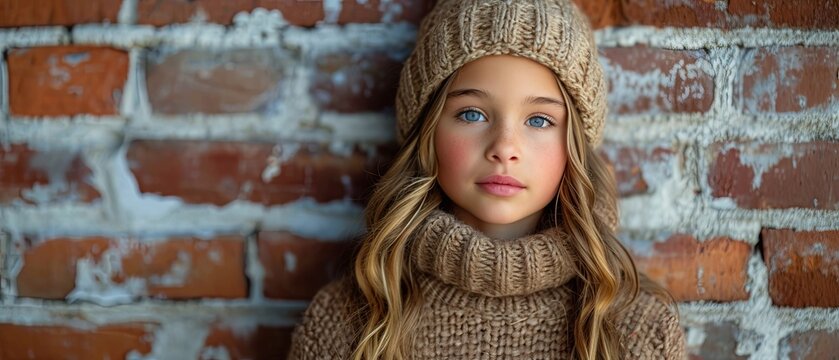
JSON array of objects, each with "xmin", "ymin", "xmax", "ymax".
[
  {"xmin": 0, "ymin": 198, "xmax": 364, "ymax": 241},
  {"xmin": 596, "ymin": 27, "xmax": 839, "ymax": 49},
  {"xmin": 0, "ymin": 54, "xmax": 7, "ymax": 120},
  {"xmin": 0, "ymin": 27, "xmax": 69, "ymax": 49},
  {"xmin": 0, "ymin": 297, "xmax": 306, "ymax": 326},
  {"xmin": 70, "ymin": 21, "xmax": 418, "ymax": 50}
]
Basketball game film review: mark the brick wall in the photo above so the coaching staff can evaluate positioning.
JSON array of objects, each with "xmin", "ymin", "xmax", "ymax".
[{"xmin": 0, "ymin": 0, "xmax": 836, "ymax": 359}]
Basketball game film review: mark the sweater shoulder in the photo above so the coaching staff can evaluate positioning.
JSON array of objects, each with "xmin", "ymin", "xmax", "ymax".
[
  {"xmin": 619, "ymin": 289, "xmax": 687, "ymax": 360},
  {"xmin": 287, "ymin": 276, "xmax": 361, "ymax": 360}
]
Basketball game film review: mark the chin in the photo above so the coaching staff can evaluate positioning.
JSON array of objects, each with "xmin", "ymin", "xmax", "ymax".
[{"xmin": 469, "ymin": 206, "xmax": 530, "ymax": 225}]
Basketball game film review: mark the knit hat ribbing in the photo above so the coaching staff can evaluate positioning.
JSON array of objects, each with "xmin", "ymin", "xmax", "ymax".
[{"xmin": 395, "ymin": 0, "xmax": 607, "ymax": 147}]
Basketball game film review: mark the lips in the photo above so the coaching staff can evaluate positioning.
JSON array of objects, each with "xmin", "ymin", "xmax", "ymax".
[
  {"xmin": 476, "ymin": 174, "xmax": 525, "ymax": 197},
  {"xmin": 477, "ymin": 174, "xmax": 525, "ymax": 187}
]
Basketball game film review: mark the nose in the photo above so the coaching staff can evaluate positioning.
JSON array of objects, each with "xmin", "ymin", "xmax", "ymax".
[{"xmin": 485, "ymin": 124, "xmax": 521, "ymax": 164}]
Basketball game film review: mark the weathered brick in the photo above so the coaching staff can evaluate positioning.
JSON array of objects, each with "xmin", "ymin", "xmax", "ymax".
[
  {"xmin": 311, "ymin": 50, "xmax": 405, "ymax": 113},
  {"xmin": 16, "ymin": 237, "xmax": 110, "ymax": 299},
  {"xmin": 762, "ymin": 228, "xmax": 839, "ymax": 308},
  {"xmin": 16, "ymin": 236, "xmax": 247, "ymax": 300},
  {"xmin": 727, "ymin": 0, "xmax": 839, "ymax": 29},
  {"xmin": 572, "ymin": 0, "xmax": 623, "ymax": 29},
  {"xmin": 621, "ymin": 0, "xmax": 722, "ymax": 28},
  {"xmin": 127, "ymin": 140, "xmax": 382, "ymax": 206},
  {"xmin": 0, "ymin": 323, "xmax": 156, "ymax": 359},
  {"xmin": 736, "ymin": 46, "xmax": 839, "ymax": 114},
  {"xmin": 145, "ymin": 48, "xmax": 289, "ymax": 115},
  {"xmin": 599, "ymin": 47, "xmax": 714, "ymax": 115},
  {"xmin": 7, "ymin": 46, "xmax": 129, "ymax": 117},
  {"xmin": 620, "ymin": 0, "xmax": 839, "ymax": 29},
  {"xmin": 708, "ymin": 141, "xmax": 839, "ymax": 210},
  {"xmin": 0, "ymin": 0, "xmax": 121, "ymax": 27},
  {"xmin": 781, "ymin": 330, "xmax": 839, "ymax": 360},
  {"xmin": 684, "ymin": 321, "xmax": 752, "ymax": 360},
  {"xmin": 202, "ymin": 324, "xmax": 294, "ymax": 360},
  {"xmin": 624, "ymin": 233, "xmax": 752, "ymax": 302},
  {"xmin": 0, "ymin": 143, "xmax": 100, "ymax": 204},
  {"xmin": 258, "ymin": 231, "xmax": 355, "ymax": 300},
  {"xmin": 598, "ymin": 143, "xmax": 675, "ymax": 197},
  {"xmin": 137, "ymin": 0, "xmax": 322, "ymax": 26},
  {"xmin": 137, "ymin": 0, "xmax": 432, "ymax": 27}
]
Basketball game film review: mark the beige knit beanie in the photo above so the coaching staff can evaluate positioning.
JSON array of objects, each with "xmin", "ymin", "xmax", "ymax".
[{"xmin": 395, "ymin": 0, "xmax": 607, "ymax": 147}]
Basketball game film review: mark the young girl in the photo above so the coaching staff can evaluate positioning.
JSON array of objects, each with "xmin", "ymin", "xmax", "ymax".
[{"xmin": 289, "ymin": 0, "xmax": 687, "ymax": 359}]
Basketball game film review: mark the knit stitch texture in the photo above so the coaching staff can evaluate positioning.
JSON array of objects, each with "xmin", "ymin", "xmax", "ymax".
[
  {"xmin": 287, "ymin": 210, "xmax": 687, "ymax": 359},
  {"xmin": 394, "ymin": 0, "xmax": 608, "ymax": 147}
]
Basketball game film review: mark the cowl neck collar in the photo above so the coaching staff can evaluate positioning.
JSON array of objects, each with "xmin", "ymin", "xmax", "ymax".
[{"xmin": 411, "ymin": 209, "xmax": 579, "ymax": 297}]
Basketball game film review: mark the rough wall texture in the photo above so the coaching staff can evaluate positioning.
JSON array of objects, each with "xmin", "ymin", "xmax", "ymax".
[{"xmin": 0, "ymin": 0, "xmax": 837, "ymax": 359}]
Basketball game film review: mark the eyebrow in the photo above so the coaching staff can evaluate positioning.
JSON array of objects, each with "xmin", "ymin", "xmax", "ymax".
[{"xmin": 446, "ymin": 88, "xmax": 566, "ymax": 109}]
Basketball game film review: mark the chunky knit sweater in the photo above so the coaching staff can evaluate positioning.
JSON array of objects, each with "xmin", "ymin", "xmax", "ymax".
[{"xmin": 288, "ymin": 210, "xmax": 687, "ymax": 359}]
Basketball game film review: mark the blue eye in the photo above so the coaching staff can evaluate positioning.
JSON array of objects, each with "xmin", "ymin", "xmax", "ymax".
[
  {"xmin": 527, "ymin": 116, "xmax": 551, "ymax": 128},
  {"xmin": 458, "ymin": 109, "xmax": 486, "ymax": 122}
]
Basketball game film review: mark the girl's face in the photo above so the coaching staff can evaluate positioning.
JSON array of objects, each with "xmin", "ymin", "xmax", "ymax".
[{"xmin": 434, "ymin": 54, "xmax": 568, "ymax": 239}]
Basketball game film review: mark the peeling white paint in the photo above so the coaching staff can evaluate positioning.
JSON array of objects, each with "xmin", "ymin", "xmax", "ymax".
[
  {"xmin": 722, "ymin": 142, "xmax": 796, "ymax": 189},
  {"xmin": 322, "ymin": 0, "xmax": 343, "ymax": 24},
  {"xmin": 245, "ymin": 235, "xmax": 265, "ymax": 302},
  {"xmin": 199, "ymin": 346, "xmax": 231, "ymax": 360},
  {"xmin": 127, "ymin": 321, "xmax": 210, "ymax": 360},
  {"xmin": 283, "ymin": 251, "xmax": 297, "ymax": 273},
  {"xmin": 378, "ymin": 0, "xmax": 405, "ymax": 23},
  {"xmin": 118, "ymin": 0, "xmax": 138, "ymax": 24},
  {"xmin": 67, "ymin": 238, "xmax": 149, "ymax": 306},
  {"xmin": 262, "ymin": 143, "xmax": 302, "ymax": 183}
]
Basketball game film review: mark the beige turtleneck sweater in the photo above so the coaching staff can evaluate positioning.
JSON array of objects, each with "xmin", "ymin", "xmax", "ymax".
[{"xmin": 287, "ymin": 210, "xmax": 687, "ymax": 359}]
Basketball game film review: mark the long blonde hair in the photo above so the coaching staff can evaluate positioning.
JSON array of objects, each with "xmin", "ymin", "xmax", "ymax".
[{"xmin": 347, "ymin": 68, "xmax": 676, "ymax": 360}]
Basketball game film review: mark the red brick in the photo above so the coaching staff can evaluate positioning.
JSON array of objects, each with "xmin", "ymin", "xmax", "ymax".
[
  {"xmin": 0, "ymin": 323, "xmax": 156, "ymax": 359},
  {"xmin": 0, "ymin": 143, "xmax": 100, "ymax": 204},
  {"xmin": 258, "ymin": 231, "xmax": 355, "ymax": 300},
  {"xmin": 16, "ymin": 236, "xmax": 247, "ymax": 300},
  {"xmin": 727, "ymin": 0, "xmax": 839, "ymax": 29},
  {"xmin": 599, "ymin": 47, "xmax": 714, "ymax": 115},
  {"xmin": 598, "ymin": 143, "xmax": 675, "ymax": 196},
  {"xmin": 0, "ymin": 0, "xmax": 121, "ymax": 27},
  {"xmin": 145, "ymin": 48, "xmax": 288, "ymax": 115},
  {"xmin": 137, "ymin": 0, "xmax": 322, "ymax": 26},
  {"xmin": 620, "ymin": 0, "xmax": 839, "ymax": 29},
  {"xmin": 626, "ymin": 234, "xmax": 752, "ymax": 302},
  {"xmin": 736, "ymin": 46, "xmax": 839, "ymax": 114},
  {"xmin": 203, "ymin": 324, "xmax": 294, "ymax": 360},
  {"xmin": 119, "ymin": 236, "xmax": 247, "ymax": 299},
  {"xmin": 311, "ymin": 50, "xmax": 405, "ymax": 113},
  {"xmin": 336, "ymin": 0, "xmax": 433, "ymax": 25},
  {"xmin": 685, "ymin": 321, "xmax": 750, "ymax": 360},
  {"xmin": 781, "ymin": 330, "xmax": 839, "ymax": 360},
  {"xmin": 16, "ymin": 237, "xmax": 111, "ymax": 299},
  {"xmin": 572, "ymin": 0, "xmax": 624, "ymax": 29},
  {"xmin": 621, "ymin": 0, "xmax": 731, "ymax": 28},
  {"xmin": 126, "ymin": 140, "xmax": 382, "ymax": 206},
  {"xmin": 762, "ymin": 228, "xmax": 839, "ymax": 308},
  {"xmin": 7, "ymin": 46, "xmax": 128, "ymax": 117},
  {"xmin": 708, "ymin": 141, "xmax": 839, "ymax": 210},
  {"xmin": 137, "ymin": 0, "xmax": 432, "ymax": 27}
]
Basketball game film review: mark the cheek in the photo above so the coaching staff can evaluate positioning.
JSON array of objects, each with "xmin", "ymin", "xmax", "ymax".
[
  {"xmin": 435, "ymin": 130, "xmax": 475, "ymax": 187},
  {"xmin": 534, "ymin": 139, "xmax": 567, "ymax": 194}
]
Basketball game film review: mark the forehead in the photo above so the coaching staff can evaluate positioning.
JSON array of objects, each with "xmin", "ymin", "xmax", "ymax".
[{"xmin": 449, "ymin": 55, "xmax": 562, "ymax": 97}]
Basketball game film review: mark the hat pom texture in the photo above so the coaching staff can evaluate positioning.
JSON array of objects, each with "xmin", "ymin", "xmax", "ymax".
[{"xmin": 395, "ymin": 0, "xmax": 607, "ymax": 147}]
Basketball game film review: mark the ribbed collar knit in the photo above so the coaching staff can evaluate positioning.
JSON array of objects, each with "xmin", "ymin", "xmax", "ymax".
[{"xmin": 411, "ymin": 209, "xmax": 579, "ymax": 299}]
